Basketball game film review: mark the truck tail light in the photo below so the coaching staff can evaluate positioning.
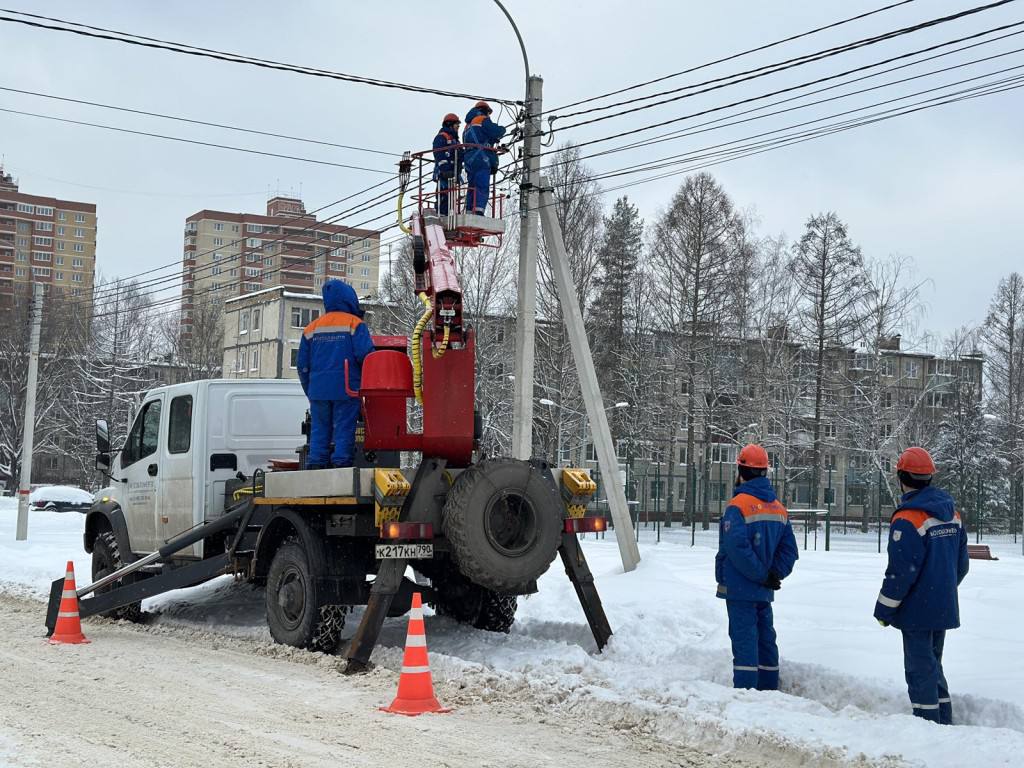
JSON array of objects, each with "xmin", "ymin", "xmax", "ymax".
[
  {"xmin": 380, "ymin": 521, "xmax": 434, "ymax": 540},
  {"xmin": 564, "ymin": 517, "xmax": 607, "ymax": 534}
]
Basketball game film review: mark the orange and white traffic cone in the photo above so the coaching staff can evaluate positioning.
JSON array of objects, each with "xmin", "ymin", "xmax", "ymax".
[
  {"xmin": 381, "ymin": 592, "xmax": 449, "ymax": 715},
  {"xmin": 49, "ymin": 560, "xmax": 90, "ymax": 645}
]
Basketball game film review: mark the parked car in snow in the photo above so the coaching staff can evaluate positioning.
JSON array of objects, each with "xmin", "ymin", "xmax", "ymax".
[{"xmin": 29, "ymin": 485, "xmax": 94, "ymax": 513}]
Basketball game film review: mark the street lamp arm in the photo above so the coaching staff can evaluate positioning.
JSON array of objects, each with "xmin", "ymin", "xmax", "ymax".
[{"xmin": 491, "ymin": 0, "xmax": 530, "ymax": 83}]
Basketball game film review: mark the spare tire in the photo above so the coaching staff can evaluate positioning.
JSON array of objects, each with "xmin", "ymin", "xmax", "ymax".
[{"xmin": 441, "ymin": 458, "xmax": 561, "ymax": 593}]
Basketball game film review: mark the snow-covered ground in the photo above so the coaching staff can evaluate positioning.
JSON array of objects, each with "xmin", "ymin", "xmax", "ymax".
[{"xmin": 2, "ymin": 501, "xmax": 1022, "ymax": 767}]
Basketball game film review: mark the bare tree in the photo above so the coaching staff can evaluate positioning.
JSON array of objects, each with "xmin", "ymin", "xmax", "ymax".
[
  {"xmin": 649, "ymin": 172, "xmax": 746, "ymax": 525},
  {"xmin": 789, "ymin": 212, "xmax": 865, "ymax": 507},
  {"xmin": 982, "ymin": 272, "xmax": 1024, "ymax": 532},
  {"xmin": 160, "ymin": 294, "xmax": 224, "ymax": 380}
]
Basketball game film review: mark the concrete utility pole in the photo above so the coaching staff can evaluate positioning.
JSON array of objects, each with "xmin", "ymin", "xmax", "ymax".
[
  {"xmin": 15, "ymin": 282, "xmax": 44, "ymax": 541},
  {"xmin": 511, "ymin": 75, "xmax": 543, "ymax": 460},
  {"xmin": 538, "ymin": 178, "xmax": 641, "ymax": 572}
]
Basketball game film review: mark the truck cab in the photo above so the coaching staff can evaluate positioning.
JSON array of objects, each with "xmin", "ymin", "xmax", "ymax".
[{"xmin": 92, "ymin": 379, "xmax": 307, "ymax": 559}]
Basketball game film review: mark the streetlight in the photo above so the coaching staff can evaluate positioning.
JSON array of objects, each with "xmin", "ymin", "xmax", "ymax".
[{"xmin": 538, "ymin": 398, "xmax": 628, "ymax": 465}]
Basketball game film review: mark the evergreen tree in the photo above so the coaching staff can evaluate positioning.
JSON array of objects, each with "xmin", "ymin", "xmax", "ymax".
[{"xmin": 591, "ymin": 196, "xmax": 644, "ymax": 351}]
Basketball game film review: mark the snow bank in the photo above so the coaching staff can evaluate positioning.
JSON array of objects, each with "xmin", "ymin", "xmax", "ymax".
[{"xmin": 2, "ymin": 501, "xmax": 1023, "ymax": 766}]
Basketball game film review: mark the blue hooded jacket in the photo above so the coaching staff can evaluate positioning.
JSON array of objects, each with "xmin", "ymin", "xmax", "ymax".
[
  {"xmin": 463, "ymin": 107, "xmax": 506, "ymax": 174},
  {"xmin": 296, "ymin": 280, "xmax": 374, "ymax": 401},
  {"xmin": 874, "ymin": 485, "xmax": 969, "ymax": 630},
  {"xmin": 432, "ymin": 124, "xmax": 461, "ymax": 181},
  {"xmin": 715, "ymin": 476, "xmax": 799, "ymax": 603}
]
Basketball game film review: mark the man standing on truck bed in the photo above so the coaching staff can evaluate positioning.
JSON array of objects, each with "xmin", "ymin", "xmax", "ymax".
[{"xmin": 297, "ymin": 279, "xmax": 374, "ymax": 469}]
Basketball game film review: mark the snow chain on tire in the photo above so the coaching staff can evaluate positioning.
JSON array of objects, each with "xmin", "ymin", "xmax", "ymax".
[{"xmin": 310, "ymin": 604, "xmax": 348, "ymax": 653}]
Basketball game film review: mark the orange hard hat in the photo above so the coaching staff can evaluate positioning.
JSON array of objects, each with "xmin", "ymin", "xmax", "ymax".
[
  {"xmin": 897, "ymin": 446, "xmax": 935, "ymax": 476},
  {"xmin": 737, "ymin": 443, "xmax": 770, "ymax": 469},
  {"xmin": 474, "ymin": 100, "xmax": 492, "ymax": 112},
  {"xmin": 442, "ymin": 113, "xmax": 460, "ymax": 124}
]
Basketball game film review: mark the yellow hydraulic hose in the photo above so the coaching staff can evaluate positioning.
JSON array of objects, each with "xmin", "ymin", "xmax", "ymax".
[
  {"xmin": 411, "ymin": 292, "xmax": 432, "ymax": 403},
  {"xmin": 397, "ymin": 190, "xmax": 412, "ymax": 235},
  {"xmin": 432, "ymin": 325, "xmax": 450, "ymax": 359}
]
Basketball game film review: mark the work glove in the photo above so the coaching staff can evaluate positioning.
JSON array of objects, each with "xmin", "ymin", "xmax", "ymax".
[
  {"xmin": 762, "ymin": 571, "xmax": 782, "ymax": 591},
  {"xmin": 877, "ymin": 618, "xmax": 889, "ymax": 628}
]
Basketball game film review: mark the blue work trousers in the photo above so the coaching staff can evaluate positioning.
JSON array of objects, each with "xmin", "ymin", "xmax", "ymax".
[
  {"xmin": 308, "ymin": 398, "xmax": 360, "ymax": 468},
  {"xmin": 437, "ymin": 176, "xmax": 453, "ymax": 216},
  {"xmin": 726, "ymin": 600, "xmax": 780, "ymax": 690},
  {"xmin": 465, "ymin": 166, "xmax": 490, "ymax": 215},
  {"xmin": 902, "ymin": 629, "xmax": 952, "ymax": 724}
]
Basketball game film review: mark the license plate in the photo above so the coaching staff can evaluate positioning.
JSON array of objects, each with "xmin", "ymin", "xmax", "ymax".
[{"xmin": 375, "ymin": 543, "xmax": 434, "ymax": 560}]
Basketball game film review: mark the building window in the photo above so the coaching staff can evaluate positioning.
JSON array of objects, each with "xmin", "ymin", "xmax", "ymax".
[
  {"xmin": 246, "ymin": 253, "xmax": 260, "ymax": 263},
  {"xmin": 211, "ymin": 266, "xmax": 222, "ymax": 276},
  {"xmin": 247, "ymin": 224, "xmax": 263, "ymax": 233},
  {"xmin": 55, "ymin": 271, "xmax": 64, "ymax": 280},
  {"xmin": 213, "ymin": 237, "xmax": 223, "ymax": 246},
  {"xmin": 57, "ymin": 211, "xmax": 66, "ymax": 222},
  {"xmin": 73, "ymin": 243, "xmax": 84, "ymax": 253},
  {"xmin": 168, "ymin": 395, "xmax": 193, "ymax": 454},
  {"xmin": 16, "ymin": 237, "xmax": 28, "ymax": 247},
  {"xmin": 15, "ymin": 267, "xmax": 26, "ymax": 277},
  {"xmin": 247, "ymin": 238, "xmax": 261, "ymax": 248},
  {"xmin": 72, "ymin": 257, "xmax": 83, "ymax": 268},
  {"xmin": 881, "ymin": 423, "xmax": 893, "ymax": 438},
  {"xmin": 35, "ymin": 222, "xmax": 53, "ymax": 232},
  {"xmin": 250, "ymin": 348, "xmax": 259, "ymax": 371},
  {"xmin": 33, "ymin": 236, "xmax": 52, "ymax": 247},
  {"xmin": 55, "ymin": 226, "xmax": 64, "ymax": 236},
  {"xmin": 57, "ymin": 241, "xmax": 65, "ymax": 251},
  {"xmin": 36, "ymin": 206, "xmax": 53, "ymax": 216},
  {"xmin": 240, "ymin": 312, "xmax": 249, "ymax": 334},
  {"xmin": 361, "ymin": 281, "xmax": 369, "ymax": 290},
  {"xmin": 263, "ymin": 256, "xmax": 273, "ymax": 267},
  {"xmin": 15, "ymin": 251, "xmax": 27, "ymax": 262},
  {"xmin": 32, "ymin": 251, "xmax": 51, "ymax": 262},
  {"xmin": 252, "ymin": 309, "xmax": 260, "ymax": 330},
  {"xmin": 291, "ymin": 307, "xmax": 319, "ymax": 327},
  {"xmin": 244, "ymin": 267, "xmax": 261, "ymax": 277},
  {"xmin": 362, "ymin": 252, "xmax": 371, "ymax": 262},
  {"xmin": 32, "ymin": 266, "xmax": 51, "ymax": 277},
  {"xmin": 361, "ymin": 268, "xmax": 369, "ymax": 277},
  {"xmin": 55, "ymin": 256, "xmax": 64, "ymax": 266},
  {"xmin": 289, "ymin": 348, "xmax": 299, "ymax": 368},
  {"xmin": 16, "ymin": 203, "xmax": 34, "ymax": 214},
  {"xmin": 213, "ymin": 252, "xmax": 223, "ymax": 262},
  {"xmin": 74, "ymin": 213, "xmax": 85, "ymax": 223},
  {"xmin": 823, "ymin": 423, "xmax": 837, "ymax": 439},
  {"xmin": 72, "ymin": 273, "xmax": 83, "ymax": 283},
  {"xmin": 73, "ymin": 228, "xmax": 85, "ymax": 238},
  {"xmin": 231, "ymin": 224, "xmax": 239, "ymax": 232},
  {"xmin": 904, "ymin": 359, "xmax": 921, "ymax": 379}
]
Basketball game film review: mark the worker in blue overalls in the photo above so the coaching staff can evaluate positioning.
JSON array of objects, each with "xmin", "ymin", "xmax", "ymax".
[
  {"xmin": 462, "ymin": 101, "xmax": 506, "ymax": 215},
  {"xmin": 297, "ymin": 279, "xmax": 374, "ymax": 469},
  {"xmin": 716, "ymin": 444, "xmax": 799, "ymax": 690},
  {"xmin": 432, "ymin": 113, "xmax": 461, "ymax": 216},
  {"xmin": 874, "ymin": 447, "xmax": 969, "ymax": 724}
]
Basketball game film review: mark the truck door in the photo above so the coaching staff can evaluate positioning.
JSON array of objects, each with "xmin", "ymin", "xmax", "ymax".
[
  {"xmin": 118, "ymin": 396, "xmax": 164, "ymax": 554},
  {"xmin": 158, "ymin": 393, "xmax": 200, "ymax": 557}
]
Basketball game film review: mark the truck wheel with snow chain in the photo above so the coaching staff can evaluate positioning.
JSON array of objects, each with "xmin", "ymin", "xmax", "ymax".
[
  {"xmin": 442, "ymin": 457, "xmax": 562, "ymax": 594},
  {"xmin": 91, "ymin": 531, "xmax": 143, "ymax": 622},
  {"xmin": 265, "ymin": 537, "xmax": 348, "ymax": 653},
  {"xmin": 431, "ymin": 569, "xmax": 518, "ymax": 633}
]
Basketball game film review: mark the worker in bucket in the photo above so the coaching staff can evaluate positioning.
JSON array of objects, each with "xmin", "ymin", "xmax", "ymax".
[
  {"xmin": 462, "ymin": 100, "xmax": 506, "ymax": 215},
  {"xmin": 874, "ymin": 446, "xmax": 969, "ymax": 725},
  {"xmin": 432, "ymin": 113, "xmax": 461, "ymax": 216},
  {"xmin": 715, "ymin": 444, "xmax": 799, "ymax": 690},
  {"xmin": 297, "ymin": 279, "xmax": 374, "ymax": 469}
]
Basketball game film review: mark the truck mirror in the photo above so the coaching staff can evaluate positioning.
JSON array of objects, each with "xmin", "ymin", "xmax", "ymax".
[
  {"xmin": 95, "ymin": 452, "xmax": 111, "ymax": 472},
  {"xmin": 96, "ymin": 419, "xmax": 110, "ymax": 454}
]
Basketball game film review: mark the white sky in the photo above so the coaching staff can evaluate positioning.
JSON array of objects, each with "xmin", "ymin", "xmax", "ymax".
[{"xmin": 1, "ymin": 0, "xmax": 1021, "ymax": 338}]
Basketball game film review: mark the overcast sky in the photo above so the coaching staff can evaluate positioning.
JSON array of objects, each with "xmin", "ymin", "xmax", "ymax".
[{"xmin": 1, "ymin": 0, "xmax": 1021, "ymax": 340}]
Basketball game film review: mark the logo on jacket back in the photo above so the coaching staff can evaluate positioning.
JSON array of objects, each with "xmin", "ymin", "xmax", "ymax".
[{"xmin": 893, "ymin": 530, "xmax": 902, "ymax": 542}]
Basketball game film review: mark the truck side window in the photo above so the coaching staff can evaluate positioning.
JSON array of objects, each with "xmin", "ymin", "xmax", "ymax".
[
  {"xmin": 168, "ymin": 396, "xmax": 193, "ymax": 454},
  {"xmin": 122, "ymin": 400, "xmax": 162, "ymax": 467}
]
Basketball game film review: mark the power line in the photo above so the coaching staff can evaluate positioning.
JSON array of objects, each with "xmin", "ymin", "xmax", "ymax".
[
  {"xmin": 0, "ymin": 85, "xmax": 402, "ymax": 158},
  {"xmin": 551, "ymin": 33, "xmax": 1024, "ymax": 173},
  {"xmin": 541, "ymin": 17, "xmax": 1024, "ymax": 155},
  {"xmin": 546, "ymin": 0, "xmax": 918, "ymax": 113},
  {"xmin": 0, "ymin": 9, "xmax": 519, "ymax": 104},
  {"xmin": 546, "ymin": 1, "xmax": 1017, "ymax": 129},
  {"xmin": 0, "ymin": 107, "xmax": 393, "ymax": 175}
]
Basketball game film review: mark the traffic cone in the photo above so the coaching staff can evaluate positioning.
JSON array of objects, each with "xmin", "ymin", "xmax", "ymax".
[
  {"xmin": 381, "ymin": 592, "xmax": 450, "ymax": 715},
  {"xmin": 49, "ymin": 561, "xmax": 90, "ymax": 645}
]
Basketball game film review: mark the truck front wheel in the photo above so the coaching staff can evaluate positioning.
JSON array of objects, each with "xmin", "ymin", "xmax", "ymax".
[
  {"xmin": 266, "ymin": 537, "xmax": 346, "ymax": 653},
  {"xmin": 91, "ymin": 531, "xmax": 143, "ymax": 622}
]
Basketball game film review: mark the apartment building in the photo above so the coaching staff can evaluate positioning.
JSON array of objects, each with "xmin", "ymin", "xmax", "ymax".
[
  {"xmin": 0, "ymin": 168, "xmax": 97, "ymax": 299},
  {"xmin": 181, "ymin": 196, "xmax": 381, "ymax": 331},
  {"xmin": 221, "ymin": 286, "xmax": 398, "ymax": 380}
]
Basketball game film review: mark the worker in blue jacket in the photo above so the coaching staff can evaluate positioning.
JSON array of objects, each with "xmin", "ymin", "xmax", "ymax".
[
  {"xmin": 874, "ymin": 447, "xmax": 969, "ymax": 725},
  {"xmin": 297, "ymin": 279, "xmax": 374, "ymax": 469},
  {"xmin": 432, "ymin": 113, "xmax": 461, "ymax": 216},
  {"xmin": 716, "ymin": 444, "xmax": 799, "ymax": 691},
  {"xmin": 462, "ymin": 100, "xmax": 506, "ymax": 215}
]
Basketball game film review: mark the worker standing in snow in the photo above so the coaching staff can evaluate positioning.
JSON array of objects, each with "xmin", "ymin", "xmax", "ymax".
[
  {"xmin": 432, "ymin": 113, "xmax": 461, "ymax": 216},
  {"xmin": 297, "ymin": 279, "xmax": 374, "ymax": 469},
  {"xmin": 874, "ymin": 447, "xmax": 969, "ymax": 725},
  {"xmin": 462, "ymin": 100, "xmax": 506, "ymax": 215},
  {"xmin": 715, "ymin": 444, "xmax": 799, "ymax": 690}
]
